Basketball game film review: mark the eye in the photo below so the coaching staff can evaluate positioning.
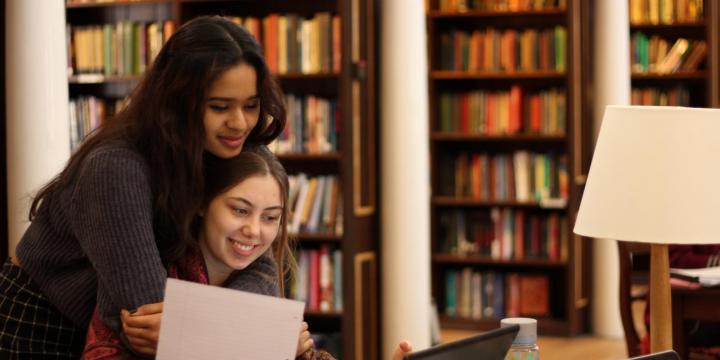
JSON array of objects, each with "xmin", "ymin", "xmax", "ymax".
[
  {"xmin": 243, "ymin": 101, "xmax": 260, "ymax": 110},
  {"xmin": 232, "ymin": 207, "xmax": 249, "ymax": 216},
  {"xmin": 209, "ymin": 104, "xmax": 229, "ymax": 111},
  {"xmin": 262, "ymin": 214, "xmax": 281, "ymax": 223}
]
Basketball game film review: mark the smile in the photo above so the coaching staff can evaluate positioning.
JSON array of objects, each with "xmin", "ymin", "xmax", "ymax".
[
  {"xmin": 218, "ymin": 136, "xmax": 244, "ymax": 149},
  {"xmin": 230, "ymin": 238, "xmax": 257, "ymax": 255}
]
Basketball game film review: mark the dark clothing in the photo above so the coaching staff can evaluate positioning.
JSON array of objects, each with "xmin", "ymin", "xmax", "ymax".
[
  {"xmin": 16, "ymin": 142, "xmax": 166, "ymax": 330},
  {"xmin": 8, "ymin": 140, "xmax": 279, "ymax": 358},
  {"xmin": 0, "ymin": 259, "xmax": 85, "ymax": 358}
]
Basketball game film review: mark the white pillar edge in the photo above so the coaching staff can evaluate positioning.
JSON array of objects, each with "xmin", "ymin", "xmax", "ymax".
[
  {"xmin": 380, "ymin": 0, "xmax": 432, "ymax": 358},
  {"xmin": 6, "ymin": 0, "xmax": 70, "ymax": 255},
  {"xmin": 591, "ymin": 0, "xmax": 630, "ymax": 338}
]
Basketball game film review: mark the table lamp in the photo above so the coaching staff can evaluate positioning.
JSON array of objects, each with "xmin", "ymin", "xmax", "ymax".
[{"xmin": 574, "ymin": 105, "xmax": 720, "ymax": 353}]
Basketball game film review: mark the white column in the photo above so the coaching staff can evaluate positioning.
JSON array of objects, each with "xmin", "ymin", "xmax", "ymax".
[
  {"xmin": 6, "ymin": 0, "xmax": 70, "ymax": 255},
  {"xmin": 380, "ymin": 0, "xmax": 431, "ymax": 358},
  {"xmin": 592, "ymin": 0, "xmax": 630, "ymax": 338}
]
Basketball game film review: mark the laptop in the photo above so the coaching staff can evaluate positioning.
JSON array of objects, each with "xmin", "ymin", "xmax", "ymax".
[{"xmin": 403, "ymin": 324, "xmax": 520, "ymax": 360}]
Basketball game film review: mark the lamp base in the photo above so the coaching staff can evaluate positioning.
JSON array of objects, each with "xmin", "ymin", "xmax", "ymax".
[{"xmin": 650, "ymin": 243, "xmax": 673, "ymax": 352}]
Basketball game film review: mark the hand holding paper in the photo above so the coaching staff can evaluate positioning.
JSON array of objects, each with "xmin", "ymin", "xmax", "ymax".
[{"xmin": 157, "ymin": 278, "xmax": 305, "ymax": 360}]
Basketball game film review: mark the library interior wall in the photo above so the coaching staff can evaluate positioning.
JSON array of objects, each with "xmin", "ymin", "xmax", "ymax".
[
  {"xmin": 591, "ymin": 0, "xmax": 630, "ymax": 338},
  {"xmin": 380, "ymin": 0, "xmax": 432, "ymax": 358},
  {"xmin": 6, "ymin": 0, "xmax": 70, "ymax": 256}
]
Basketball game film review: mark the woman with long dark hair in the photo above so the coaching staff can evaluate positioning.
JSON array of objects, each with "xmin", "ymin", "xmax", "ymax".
[{"xmin": 0, "ymin": 16, "xmax": 286, "ymax": 358}]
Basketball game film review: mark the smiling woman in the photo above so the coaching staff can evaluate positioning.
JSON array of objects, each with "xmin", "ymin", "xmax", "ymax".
[
  {"xmin": 198, "ymin": 149, "xmax": 289, "ymax": 286},
  {"xmin": 200, "ymin": 174, "xmax": 283, "ymax": 284},
  {"xmin": 0, "ymin": 16, "xmax": 286, "ymax": 359}
]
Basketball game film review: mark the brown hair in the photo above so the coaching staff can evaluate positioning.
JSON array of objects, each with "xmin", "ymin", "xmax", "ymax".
[
  {"xmin": 30, "ymin": 16, "xmax": 286, "ymax": 263},
  {"xmin": 201, "ymin": 145, "xmax": 294, "ymax": 294}
]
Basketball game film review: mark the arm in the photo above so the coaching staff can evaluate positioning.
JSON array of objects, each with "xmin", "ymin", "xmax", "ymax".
[{"xmin": 70, "ymin": 148, "xmax": 167, "ymax": 345}]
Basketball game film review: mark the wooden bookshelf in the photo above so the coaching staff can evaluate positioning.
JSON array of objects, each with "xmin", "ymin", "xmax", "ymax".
[
  {"xmin": 65, "ymin": 1, "xmax": 380, "ymax": 359},
  {"xmin": 628, "ymin": 0, "xmax": 719, "ymax": 108},
  {"xmin": 427, "ymin": 0, "xmax": 592, "ymax": 336}
]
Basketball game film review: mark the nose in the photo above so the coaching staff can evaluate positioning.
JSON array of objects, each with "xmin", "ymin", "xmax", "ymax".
[
  {"xmin": 241, "ymin": 217, "xmax": 260, "ymax": 238},
  {"xmin": 226, "ymin": 107, "xmax": 249, "ymax": 133}
]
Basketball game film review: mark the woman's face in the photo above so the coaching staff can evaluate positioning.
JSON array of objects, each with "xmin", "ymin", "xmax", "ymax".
[
  {"xmin": 199, "ymin": 174, "xmax": 282, "ymax": 276},
  {"xmin": 203, "ymin": 63, "xmax": 261, "ymax": 159}
]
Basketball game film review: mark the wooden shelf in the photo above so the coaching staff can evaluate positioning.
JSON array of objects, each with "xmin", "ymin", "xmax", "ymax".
[
  {"xmin": 631, "ymin": 71, "xmax": 707, "ymax": 80},
  {"xmin": 432, "ymin": 254, "xmax": 566, "ymax": 268},
  {"xmin": 66, "ymin": 0, "xmax": 174, "ymax": 8},
  {"xmin": 428, "ymin": 8, "xmax": 566, "ymax": 18},
  {"xmin": 440, "ymin": 316, "xmax": 569, "ymax": 336},
  {"xmin": 431, "ymin": 133, "xmax": 566, "ymax": 142},
  {"xmin": 431, "ymin": 70, "xmax": 565, "ymax": 80},
  {"xmin": 432, "ymin": 196, "xmax": 567, "ymax": 209},
  {"xmin": 69, "ymin": 74, "xmax": 141, "ymax": 84},
  {"xmin": 630, "ymin": 21, "xmax": 705, "ymax": 30},
  {"xmin": 292, "ymin": 233, "xmax": 342, "ymax": 243}
]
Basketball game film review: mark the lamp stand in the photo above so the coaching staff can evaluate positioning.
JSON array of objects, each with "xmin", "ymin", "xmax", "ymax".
[{"xmin": 649, "ymin": 243, "xmax": 673, "ymax": 352}]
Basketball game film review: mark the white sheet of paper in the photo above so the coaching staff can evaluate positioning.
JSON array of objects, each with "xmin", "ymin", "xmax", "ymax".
[{"xmin": 157, "ymin": 278, "xmax": 305, "ymax": 360}]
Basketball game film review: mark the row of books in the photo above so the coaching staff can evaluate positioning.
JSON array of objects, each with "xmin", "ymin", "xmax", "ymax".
[
  {"xmin": 437, "ymin": 0, "xmax": 565, "ymax": 12},
  {"xmin": 68, "ymin": 96, "xmax": 126, "ymax": 150},
  {"xmin": 439, "ymin": 208, "xmax": 567, "ymax": 261},
  {"xmin": 269, "ymin": 94, "xmax": 339, "ymax": 154},
  {"xmin": 440, "ymin": 151, "xmax": 569, "ymax": 203},
  {"xmin": 67, "ymin": 21, "xmax": 174, "ymax": 76},
  {"xmin": 226, "ymin": 13, "xmax": 341, "ymax": 75},
  {"xmin": 288, "ymin": 174, "xmax": 343, "ymax": 236},
  {"xmin": 439, "ymin": 27, "xmax": 566, "ymax": 72},
  {"xmin": 444, "ymin": 269, "xmax": 550, "ymax": 319},
  {"xmin": 631, "ymin": 34, "xmax": 706, "ymax": 74},
  {"xmin": 291, "ymin": 245, "xmax": 343, "ymax": 312},
  {"xmin": 629, "ymin": 0, "xmax": 703, "ymax": 25},
  {"xmin": 631, "ymin": 86, "xmax": 691, "ymax": 106},
  {"xmin": 438, "ymin": 86, "xmax": 566, "ymax": 135}
]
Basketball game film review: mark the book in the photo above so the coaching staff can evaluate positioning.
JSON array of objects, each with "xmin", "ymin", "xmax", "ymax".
[
  {"xmin": 670, "ymin": 266, "xmax": 720, "ymax": 287},
  {"xmin": 518, "ymin": 275, "xmax": 549, "ymax": 316}
]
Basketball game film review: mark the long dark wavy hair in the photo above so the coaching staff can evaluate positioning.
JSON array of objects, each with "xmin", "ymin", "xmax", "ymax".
[
  {"xmin": 201, "ymin": 145, "xmax": 294, "ymax": 294},
  {"xmin": 29, "ymin": 16, "xmax": 286, "ymax": 264}
]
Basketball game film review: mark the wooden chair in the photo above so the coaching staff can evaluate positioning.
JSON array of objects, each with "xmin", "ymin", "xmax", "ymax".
[{"xmin": 618, "ymin": 241, "xmax": 651, "ymax": 357}]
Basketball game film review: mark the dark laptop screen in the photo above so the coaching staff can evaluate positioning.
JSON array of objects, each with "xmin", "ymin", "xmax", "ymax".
[{"xmin": 404, "ymin": 324, "xmax": 520, "ymax": 360}]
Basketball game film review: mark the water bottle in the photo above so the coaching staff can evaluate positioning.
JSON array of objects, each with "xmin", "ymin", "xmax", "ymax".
[{"xmin": 501, "ymin": 317, "xmax": 539, "ymax": 360}]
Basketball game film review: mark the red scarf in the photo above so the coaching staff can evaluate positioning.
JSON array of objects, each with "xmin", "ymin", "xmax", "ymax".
[{"xmin": 81, "ymin": 246, "xmax": 208, "ymax": 359}]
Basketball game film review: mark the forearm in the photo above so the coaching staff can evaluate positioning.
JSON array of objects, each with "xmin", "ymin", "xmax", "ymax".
[{"xmin": 71, "ymin": 148, "xmax": 168, "ymax": 332}]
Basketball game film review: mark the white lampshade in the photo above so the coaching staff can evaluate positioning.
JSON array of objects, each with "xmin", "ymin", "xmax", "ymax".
[{"xmin": 574, "ymin": 105, "xmax": 720, "ymax": 245}]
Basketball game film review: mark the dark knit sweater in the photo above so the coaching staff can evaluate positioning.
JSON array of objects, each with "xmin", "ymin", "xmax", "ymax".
[{"xmin": 16, "ymin": 141, "xmax": 279, "ymax": 333}]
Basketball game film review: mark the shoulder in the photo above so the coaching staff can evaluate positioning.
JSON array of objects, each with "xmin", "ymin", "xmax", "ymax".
[
  {"xmin": 72, "ymin": 140, "xmax": 153, "ymax": 199},
  {"xmin": 85, "ymin": 140, "xmax": 146, "ymax": 167},
  {"xmin": 79, "ymin": 140, "xmax": 149, "ymax": 178}
]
